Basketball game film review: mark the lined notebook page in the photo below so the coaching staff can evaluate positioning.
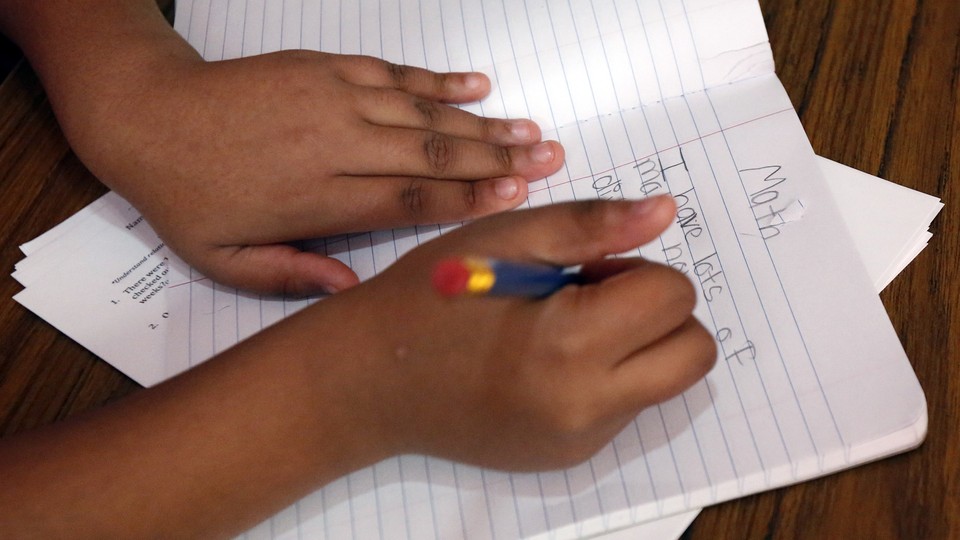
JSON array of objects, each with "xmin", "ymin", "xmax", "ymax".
[
  {"xmin": 167, "ymin": 1, "xmax": 926, "ymax": 538},
  {"xmin": 174, "ymin": 0, "xmax": 772, "ymax": 131}
]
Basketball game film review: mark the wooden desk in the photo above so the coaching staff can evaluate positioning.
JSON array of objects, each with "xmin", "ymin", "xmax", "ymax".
[{"xmin": 0, "ymin": 0, "xmax": 956, "ymax": 537}]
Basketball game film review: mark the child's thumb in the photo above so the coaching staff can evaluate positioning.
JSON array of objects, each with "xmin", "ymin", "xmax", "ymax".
[
  {"xmin": 203, "ymin": 244, "xmax": 360, "ymax": 296},
  {"xmin": 451, "ymin": 195, "xmax": 676, "ymax": 265}
]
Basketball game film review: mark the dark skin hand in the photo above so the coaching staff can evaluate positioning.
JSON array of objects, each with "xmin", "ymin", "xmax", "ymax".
[{"xmin": 3, "ymin": 0, "xmax": 565, "ymax": 295}]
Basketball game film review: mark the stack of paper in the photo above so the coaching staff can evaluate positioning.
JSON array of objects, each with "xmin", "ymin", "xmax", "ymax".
[
  {"xmin": 11, "ymin": 0, "xmax": 944, "ymax": 538},
  {"xmin": 14, "ymin": 191, "xmax": 174, "ymax": 386}
]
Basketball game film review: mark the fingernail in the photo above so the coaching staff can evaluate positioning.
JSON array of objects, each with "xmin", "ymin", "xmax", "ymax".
[
  {"xmin": 462, "ymin": 73, "xmax": 485, "ymax": 92},
  {"xmin": 531, "ymin": 141, "xmax": 555, "ymax": 164},
  {"xmin": 507, "ymin": 120, "xmax": 533, "ymax": 143},
  {"xmin": 495, "ymin": 177, "xmax": 520, "ymax": 200},
  {"xmin": 630, "ymin": 196, "xmax": 662, "ymax": 216},
  {"xmin": 322, "ymin": 284, "xmax": 341, "ymax": 295}
]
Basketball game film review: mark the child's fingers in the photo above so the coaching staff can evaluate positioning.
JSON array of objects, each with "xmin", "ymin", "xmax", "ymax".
[
  {"xmin": 358, "ymin": 88, "xmax": 541, "ymax": 146},
  {"xmin": 198, "ymin": 244, "xmax": 361, "ymax": 296},
  {"xmin": 606, "ymin": 318, "xmax": 718, "ymax": 409},
  {"xmin": 188, "ymin": 175, "xmax": 529, "ymax": 250},
  {"xmin": 331, "ymin": 54, "xmax": 490, "ymax": 103},
  {"xmin": 450, "ymin": 196, "xmax": 677, "ymax": 266},
  {"xmin": 358, "ymin": 125, "xmax": 564, "ymax": 181},
  {"xmin": 270, "ymin": 175, "xmax": 529, "ymax": 239},
  {"xmin": 577, "ymin": 258, "xmax": 651, "ymax": 283},
  {"xmin": 555, "ymin": 262, "xmax": 698, "ymax": 360}
]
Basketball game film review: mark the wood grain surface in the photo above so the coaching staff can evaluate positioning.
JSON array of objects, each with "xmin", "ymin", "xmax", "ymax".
[
  {"xmin": 0, "ymin": 0, "xmax": 956, "ymax": 537},
  {"xmin": 686, "ymin": 1, "xmax": 959, "ymax": 538}
]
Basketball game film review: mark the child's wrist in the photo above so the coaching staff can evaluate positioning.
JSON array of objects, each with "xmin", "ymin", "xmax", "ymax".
[{"xmin": 266, "ymin": 297, "xmax": 408, "ymax": 469}]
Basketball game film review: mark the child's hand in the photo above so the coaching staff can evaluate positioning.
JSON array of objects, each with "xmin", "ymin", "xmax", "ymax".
[
  {"xmin": 57, "ymin": 49, "xmax": 564, "ymax": 295},
  {"xmin": 297, "ymin": 195, "xmax": 716, "ymax": 471},
  {"xmin": 0, "ymin": 195, "xmax": 713, "ymax": 537}
]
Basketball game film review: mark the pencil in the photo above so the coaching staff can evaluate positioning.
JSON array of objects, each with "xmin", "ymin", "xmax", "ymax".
[{"xmin": 432, "ymin": 257, "xmax": 581, "ymax": 298}]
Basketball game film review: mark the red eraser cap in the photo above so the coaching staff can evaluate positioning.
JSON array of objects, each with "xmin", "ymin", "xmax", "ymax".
[{"xmin": 432, "ymin": 258, "xmax": 471, "ymax": 297}]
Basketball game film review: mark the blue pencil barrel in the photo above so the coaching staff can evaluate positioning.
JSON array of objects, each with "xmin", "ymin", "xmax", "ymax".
[{"xmin": 486, "ymin": 259, "xmax": 580, "ymax": 297}]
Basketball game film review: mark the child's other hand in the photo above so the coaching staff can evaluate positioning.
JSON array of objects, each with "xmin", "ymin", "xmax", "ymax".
[
  {"xmin": 303, "ymin": 195, "xmax": 716, "ymax": 471},
  {"xmin": 62, "ymin": 50, "xmax": 564, "ymax": 296}
]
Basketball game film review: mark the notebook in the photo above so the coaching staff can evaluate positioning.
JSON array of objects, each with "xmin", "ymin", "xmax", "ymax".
[{"xmin": 162, "ymin": 1, "xmax": 929, "ymax": 538}]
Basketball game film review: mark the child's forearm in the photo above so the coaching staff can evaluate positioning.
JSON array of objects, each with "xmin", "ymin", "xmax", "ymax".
[
  {"xmin": 0, "ymin": 0, "xmax": 199, "ymax": 96},
  {"xmin": 0, "ymin": 297, "xmax": 390, "ymax": 538},
  {"xmin": 0, "ymin": 0, "xmax": 202, "ymax": 168}
]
